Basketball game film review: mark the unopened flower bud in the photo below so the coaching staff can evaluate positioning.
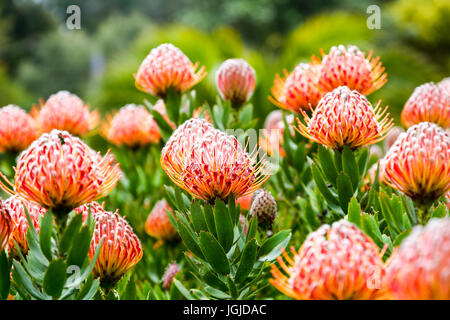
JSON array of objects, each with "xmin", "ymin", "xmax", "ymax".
[{"xmin": 249, "ymin": 189, "xmax": 277, "ymax": 230}]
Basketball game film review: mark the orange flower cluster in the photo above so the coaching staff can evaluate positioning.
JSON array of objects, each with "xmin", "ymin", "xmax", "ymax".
[
  {"xmin": 161, "ymin": 118, "xmax": 271, "ymax": 202},
  {"xmin": 401, "ymin": 82, "xmax": 450, "ymax": 129},
  {"xmin": 259, "ymin": 110, "xmax": 294, "ymax": 157},
  {"xmin": 135, "ymin": 43, "xmax": 207, "ymax": 98},
  {"xmin": 0, "ymin": 105, "xmax": 38, "ymax": 153},
  {"xmin": 33, "ymin": 91, "xmax": 99, "ymax": 136},
  {"xmin": 270, "ymin": 220, "xmax": 387, "ymax": 300},
  {"xmin": 384, "ymin": 218, "xmax": 450, "ymax": 300},
  {"xmin": 0, "ymin": 130, "xmax": 121, "ymax": 210},
  {"xmin": 103, "ymin": 104, "xmax": 161, "ymax": 147},
  {"xmin": 381, "ymin": 122, "xmax": 450, "ymax": 203},
  {"xmin": 296, "ymin": 86, "xmax": 393, "ymax": 150},
  {"xmin": 0, "ymin": 202, "xmax": 12, "ymax": 251},
  {"xmin": 145, "ymin": 199, "xmax": 178, "ymax": 242}
]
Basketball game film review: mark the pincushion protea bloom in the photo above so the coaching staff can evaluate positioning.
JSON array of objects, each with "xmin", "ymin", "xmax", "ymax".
[
  {"xmin": 401, "ymin": 82, "xmax": 450, "ymax": 129},
  {"xmin": 381, "ymin": 122, "xmax": 450, "ymax": 204},
  {"xmin": 33, "ymin": 91, "xmax": 99, "ymax": 136},
  {"xmin": 135, "ymin": 43, "xmax": 207, "ymax": 98},
  {"xmin": 317, "ymin": 45, "xmax": 387, "ymax": 95},
  {"xmin": 216, "ymin": 58, "xmax": 256, "ymax": 105},
  {"xmin": 103, "ymin": 104, "xmax": 161, "ymax": 147},
  {"xmin": 88, "ymin": 206, "xmax": 143, "ymax": 284},
  {"xmin": 2, "ymin": 196, "xmax": 46, "ymax": 254},
  {"xmin": 0, "ymin": 130, "xmax": 121, "ymax": 211},
  {"xmin": 384, "ymin": 218, "xmax": 450, "ymax": 300},
  {"xmin": 296, "ymin": 86, "xmax": 394, "ymax": 150},
  {"xmin": 0, "ymin": 202, "xmax": 12, "ymax": 251},
  {"xmin": 269, "ymin": 62, "xmax": 322, "ymax": 113},
  {"xmin": 161, "ymin": 118, "xmax": 271, "ymax": 202},
  {"xmin": 0, "ymin": 105, "xmax": 38, "ymax": 153},
  {"xmin": 162, "ymin": 262, "xmax": 180, "ymax": 290},
  {"xmin": 236, "ymin": 192, "xmax": 254, "ymax": 211},
  {"xmin": 145, "ymin": 199, "xmax": 178, "ymax": 242},
  {"xmin": 270, "ymin": 220, "xmax": 387, "ymax": 300},
  {"xmin": 259, "ymin": 110, "xmax": 294, "ymax": 157}
]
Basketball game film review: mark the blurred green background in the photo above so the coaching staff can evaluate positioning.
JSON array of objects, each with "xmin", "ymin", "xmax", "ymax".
[{"xmin": 1, "ymin": 0, "xmax": 449, "ymax": 124}]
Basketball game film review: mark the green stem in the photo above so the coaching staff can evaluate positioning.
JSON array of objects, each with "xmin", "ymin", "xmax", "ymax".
[{"xmin": 417, "ymin": 204, "xmax": 431, "ymax": 225}]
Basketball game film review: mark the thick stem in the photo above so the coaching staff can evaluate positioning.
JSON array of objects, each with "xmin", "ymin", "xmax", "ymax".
[{"xmin": 417, "ymin": 204, "xmax": 431, "ymax": 225}]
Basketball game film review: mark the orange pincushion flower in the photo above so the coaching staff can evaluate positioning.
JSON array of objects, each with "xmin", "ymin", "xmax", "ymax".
[
  {"xmin": 269, "ymin": 62, "xmax": 322, "ymax": 113},
  {"xmin": 0, "ymin": 105, "xmax": 38, "ymax": 153},
  {"xmin": 317, "ymin": 45, "xmax": 387, "ymax": 95},
  {"xmin": 381, "ymin": 122, "xmax": 450, "ymax": 203},
  {"xmin": 103, "ymin": 104, "xmax": 161, "ymax": 147},
  {"xmin": 161, "ymin": 118, "xmax": 271, "ymax": 202},
  {"xmin": 145, "ymin": 199, "xmax": 178, "ymax": 242},
  {"xmin": 401, "ymin": 82, "xmax": 450, "ymax": 129},
  {"xmin": 0, "ymin": 130, "xmax": 121, "ymax": 210},
  {"xmin": 270, "ymin": 220, "xmax": 387, "ymax": 300},
  {"xmin": 384, "ymin": 218, "xmax": 450, "ymax": 300},
  {"xmin": 216, "ymin": 58, "xmax": 256, "ymax": 105},
  {"xmin": 2, "ymin": 196, "xmax": 46, "ymax": 254},
  {"xmin": 296, "ymin": 86, "xmax": 394, "ymax": 150},
  {"xmin": 34, "ymin": 91, "xmax": 99, "ymax": 136},
  {"xmin": 135, "ymin": 43, "xmax": 207, "ymax": 98},
  {"xmin": 0, "ymin": 202, "xmax": 12, "ymax": 251},
  {"xmin": 89, "ymin": 207, "xmax": 143, "ymax": 283},
  {"xmin": 259, "ymin": 110, "xmax": 295, "ymax": 157}
]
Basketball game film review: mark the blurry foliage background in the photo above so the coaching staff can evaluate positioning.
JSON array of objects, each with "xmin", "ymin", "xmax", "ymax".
[{"xmin": 0, "ymin": 0, "xmax": 449, "ymax": 123}]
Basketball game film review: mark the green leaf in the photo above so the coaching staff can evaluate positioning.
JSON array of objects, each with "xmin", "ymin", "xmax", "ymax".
[
  {"xmin": 318, "ymin": 146, "xmax": 338, "ymax": 186},
  {"xmin": 348, "ymin": 197, "xmax": 362, "ymax": 228},
  {"xmin": 226, "ymin": 275, "xmax": 238, "ymax": 299},
  {"xmin": 311, "ymin": 164, "xmax": 340, "ymax": 209},
  {"xmin": 177, "ymin": 221, "xmax": 204, "ymax": 259},
  {"xmin": 121, "ymin": 277, "xmax": 137, "ymax": 300},
  {"xmin": 202, "ymin": 205, "xmax": 217, "ymax": 236},
  {"xmin": 12, "ymin": 260, "xmax": 47, "ymax": 300},
  {"xmin": 393, "ymin": 229, "xmax": 411, "ymax": 247},
  {"xmin": 39, "ymin": 211, "xmax": 53, "ymax": 261},
  {"xmin": 342, "ymin": 146, "xmax": 359, "ymax": 192},
  {"xmin": 172, "ymin": 278, "xmax": 195, "ymax": 300},
  {"xmin": 246, "ymin": 215, "xmax": 258, "ymax": 242},
  {"xmin": 234, "ymin": 239, "xmax": 257, "ymax": 283},
  {"xmin": 190, "ymin": 201, "xmax": 207, "ymax": 233},
  {"xmin": 58, "ymin": 212, "xmax": 83, "ymax": 255},
  {"xmin": 214, "ymin": 200, "xmax": 234, "ymax": 252},
  {"xmin": 238, "ymin": 104, "xmax": 253, "ymax": 124},
  {"xmin": 76, "ymin": 275, "xmax": 99, "ymax": 300},
  {"xmin": 0, "ymin": 250, "xmax": 11, "ymax": 300},
  {"xmin": 258, "ymin": 230, "xmax": 292, "ymax": 261},
  {"xmin": 361, "ymin": 214, "xmax": 384, "ymax": 248},
  {"xmin": 165, "ymin": 87, "xmax": 181, "ymax": 125},
  {"xmin": 43, "ymin": 258, "xmax": 67, "ymax": 299},
  {"xmin": 198, "ymin": 231, "xmax": 230, "ymax": 275},
  {"xmin": 67, "ymin": 225, "xmax": 93, "ymax": 268},
  {"xmin": 201, "ymin": 270, "xmax": 228, "ymax": 292},
  {"xmin": 337, "ymin": 172, "xmax": 354, "ymax": 213}
]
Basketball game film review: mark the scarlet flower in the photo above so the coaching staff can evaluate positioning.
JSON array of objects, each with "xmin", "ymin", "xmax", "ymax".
[
  {"xmin": 384, "ymin": 218, "xmax": 450, "ymax": 300},
  {"xmin": 161, "ymin": 118, "xmax": 271, "ymax": 202},
  {"xmin": 145, "ymin": 199, "xmax": 178, "ymax": 242},
  {"xmin": 0, "ymin": 202, "xmax": 12, "ymax": 252},
  {"xmin": 270, "ymin": 220, "xmax": 387, "ymax": 300},
  {"xmin": 0, "ymin": 105, "xmax": 38, "ymax": 153},
  {"xmin": 259, "ymin": 110, "xmax": 294, "ymax": 157},
  {"xmin": 0, "ymin": 130, "xmax": 121, "ymax": 210},
  {"xmin": 89, "ymin": 207, "xmax": 143, "ymax": 284},
  {"xmin": 135, "ymin": 43, "xmax": 207, "ymax": 98},
  {"xmin": 269, "ymin": 62, "xmax": 322, "ymax": 113},
  {"xmin": 401, "ymin": 82, "xmax": 450, "ymax": 129},
  {"xmin": 216, "ymin": 58, "xmax": 256, "ymax": 105},
  {"xmin": 2, "ymin": 196, "xmax": 46, "ymax": 255},
  {"xmin": 103, "ymin": 104, "xmax": 161, "ymax": 147},
  {"xmin": 317, "ymin": 45, "xmax": 387, "ymax": 95},
  {"xmin": 235, "ymin": 192, "xmax": 254, "ymax": 211},
  {"xmin": 381, "ymin": 122, "xmax": 450, "ymax": 203},
  {"xmin": 33, "ymin": 91, "xmax": 99, "ymax": 136},
  {"xmin": 296, "ymin": 86, "xmax": 394, "ymax": 150}
]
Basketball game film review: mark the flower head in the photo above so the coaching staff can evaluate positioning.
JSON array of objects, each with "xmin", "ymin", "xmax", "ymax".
[
  {"xmin": 0, "ymin": 105, "xmax": 38, "ymax": 153},
  {"xmin": 135, "ymin": 43, "xmax": 207, "ymax": 98},
  {"xmin": 90, "ymin": 207, "xmax": 143, "ymax": 284},
  {"xmin": 270, "ymin": 220, "xmax": 387, "ymax": 300},
  {"xmin": 161, "ymin": 118, "xmax": 271, "ymax": 202},
  {"xmin": 296, "ymin": 86, "xmax": 394, "ymax": 150},
  {"xmin": 162, "ymin": 262, "xmax": 180, "ymax": 290},
  {"xmin": 249, "ymin": 189, "xmax": 277, "ymax": 230},
  {"xmin": 384, "ymin": 218, "xmax": 450, "ymax": 300},
  {"xmin": 145, "ymin": 199, "xmax": 178, "ymax": 242},
  {"xmin": 0, "ymin": 202, "xmax": 12, "ymax": 251},
  {"xmin": 34, "ymin": 91, "xmax": 99, "ymax": 136},
  {"xmin": 439, "ymin": 77, "xmax": 450, "ymax": 95},
  {"xmin": 2, "ymin": 196, "xmax": 46, "ymax": 255},
  {"xmin": 103, "ymin": 104, "xmax": 161, "ymax": 147},
  {"xmin": 216, "ymin": 58, "xmax": 256, "ymax": 105},
  {"xmin": 401, "ymin": 82, "xmax": 450, "ymax": 129},
  {"xmin": 269, "ymin": 62, "xmax": 322, "ymax": 113},
  {"xmin": 317, "ymin": 45, "xmax": 387, "ymax": 95},
  {"xmin": 259, "ymin": 110, "xmax": 294, "ymax": 157},
  {"xmin": 381, "ymin": 122, "xmax": 450, "ymax": 203},
  {"xmin": 0, "ymin": 130, "xmax": 121, "ymax": 210}
]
